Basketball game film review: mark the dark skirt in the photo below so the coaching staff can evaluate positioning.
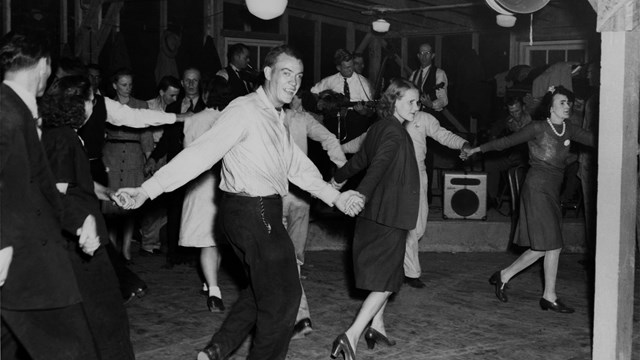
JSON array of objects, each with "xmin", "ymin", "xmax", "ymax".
[
  {"xmin": 68, "ymin": 244, "xmax": 135, "ymax": 360},
  {"xmin": 515, "ymin": 167, "xmax": 564, "ymax": 251},
  {"xmin": 353, "ymin": 217, "xmax": 407, "ymax": 292}
]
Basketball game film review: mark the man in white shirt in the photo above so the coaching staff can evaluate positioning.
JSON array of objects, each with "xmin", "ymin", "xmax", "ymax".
[
  {"xmin": 311, "ymin": 49, "xmax": 375, "ymax": 142},
  {"xmin": 116, "ymin": 45, "xmax": 364, "ymax": 360}
]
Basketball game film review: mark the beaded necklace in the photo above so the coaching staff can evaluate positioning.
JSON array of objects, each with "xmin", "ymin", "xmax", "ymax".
[{"xmin": 546, "ymin": 118, "xmax": 566, "ymax": 137}]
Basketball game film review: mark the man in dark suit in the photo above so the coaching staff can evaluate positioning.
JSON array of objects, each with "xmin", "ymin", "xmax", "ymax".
[
  {"xmin": 216, "ymin": 43, "xmax": 253, "ymax": 100},
  {"xmin": 147, "ymin": 67, "xmax": 207, "ymax": 267},
  {"xmin": 0, "ymin": 31, "xmax": 100, "ymax": 360}
]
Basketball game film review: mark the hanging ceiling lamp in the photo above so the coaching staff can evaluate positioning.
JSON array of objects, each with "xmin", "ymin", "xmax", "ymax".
[
  {"xmin": 485, "ymin": 0, "xmax": 517, "ymax": 27},
  {"xmin": 371, "ymin": 19, "xmax": 390, "ymax": 33},
  {"xmin": 246, "ymin": 0, "xmax": 288, "ymax": 20}
]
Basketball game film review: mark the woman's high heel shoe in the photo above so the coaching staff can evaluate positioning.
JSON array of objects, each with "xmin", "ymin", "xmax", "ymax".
[
  {"xmin": 364, "ymin": 327, "xmax": 396, "ymax": 350},
  {"xmin": 330, "ymin": 333, "xmax": 355, "ymax": 360},
  {"xmin": 489, "ymin": 271, "xmax": 508, "ymax": 303}
]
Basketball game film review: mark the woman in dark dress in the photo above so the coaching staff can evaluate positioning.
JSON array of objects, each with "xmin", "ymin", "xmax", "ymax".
[
  {"xmin": 465, "ymin": 85, "xmax": 594, "ymax": 313},
  {"xmin": 40, "ymin": 75, "xmax": 135, "ymax": 359},
  {"xmin": 330, "ymin": 78, "xmax": 421, "ymax": 360}
]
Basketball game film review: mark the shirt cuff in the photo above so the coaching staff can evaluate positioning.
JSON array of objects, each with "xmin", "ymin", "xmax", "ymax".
[
  {"xmin": 141, "ymin": 177, "xmax": 164, "ymax": 200},
  {"xmin": 316, "ymin": 185, "xmax": 341, "ymax": 207}
]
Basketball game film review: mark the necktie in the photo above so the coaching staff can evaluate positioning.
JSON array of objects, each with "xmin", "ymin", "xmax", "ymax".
[
  {"xmin": 343, "ymin": 77, "xmax": 351, "ymax": 101},
  {"xmin": 417, "ymin": 68, "xmax": 426, "ymax": 86},
  {"xmin": 187, "ymin": 99, "xmax": 194, "ymax": 112}
]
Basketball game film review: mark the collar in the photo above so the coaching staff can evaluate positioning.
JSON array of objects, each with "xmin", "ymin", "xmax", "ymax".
[
  {"xmin": 420, "ymin": 65, "xmax": 432, "ymax": 72},
  {"xmin": 183, "ymin": 95, "xmax": 199, "ymax": 105},
  {"xmin": 256, "ymin": 87, "xmax": 285, "ymax": 121},
  {"xmin": 230, "ymin": 64, "xmax": 241, "ymax": 73},
  {"xmin": 3, "ymin": 80, "xmax": 38, "ymax": 118}
]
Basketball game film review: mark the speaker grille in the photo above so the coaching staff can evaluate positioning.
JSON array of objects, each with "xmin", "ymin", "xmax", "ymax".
[{"xmin": 450, "ymin": 188, "xmax": 480, "ymax": 217}]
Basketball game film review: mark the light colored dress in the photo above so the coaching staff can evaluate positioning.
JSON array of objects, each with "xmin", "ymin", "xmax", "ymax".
[{"xmin": 179, "ymin": 109, "xmax": 222, "ymax": 247}]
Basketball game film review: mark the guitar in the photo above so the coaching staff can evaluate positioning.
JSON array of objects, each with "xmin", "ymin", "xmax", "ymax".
[
  {"xmin": 315, "ymin": 90, "xmax": 377, "ymax": 112},
  {"xmin": 419, "ymin": 82, "xmax": 446, "ymax": 110}
]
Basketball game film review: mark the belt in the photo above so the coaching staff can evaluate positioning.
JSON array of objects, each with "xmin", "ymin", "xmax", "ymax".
[
  {"xmin": 106, "ymin": 139, "xmax": 140, "ymax": 143},
  {"xmin": 223, "ymin": 192, "xmax": 280, "ymax": 199}
]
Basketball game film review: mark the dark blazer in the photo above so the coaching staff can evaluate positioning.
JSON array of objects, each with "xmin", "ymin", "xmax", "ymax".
[
  {"xmin": 226, "ymin": 65, "xmax": 250, "ymax": 100},
  {"xmin": 150, "ymin": 94, "xmax": 207, "ymax": 161},
  {"xmin": 0, "ymin": 84, "xmax": 82, "ymax": 310},
  {"xmin": 334, "ymin": 115, "xmax": 420, "ymax": 230}
]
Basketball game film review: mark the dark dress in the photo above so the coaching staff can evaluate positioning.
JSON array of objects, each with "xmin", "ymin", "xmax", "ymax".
[
  {"xmin": 41, "ymin": 126, "xmax": 135, "ymax": 360},
  {"xmin": 334, "ymin": 116, "xmax": 420, "ymax": 292},
  {"xmin": 480, "ymin": 120, "xmax": 594, "ymax": 250}
]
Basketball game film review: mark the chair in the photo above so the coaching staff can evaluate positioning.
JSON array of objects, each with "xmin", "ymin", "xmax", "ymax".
[{"xmin": 506, "ymin": 165, "xmax": 527, "ymax": 243}]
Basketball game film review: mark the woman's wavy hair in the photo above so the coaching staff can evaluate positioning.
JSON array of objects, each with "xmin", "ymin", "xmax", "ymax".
[
  {"xmin": 206, "ymin": 75, "xmax": 233, "ymax": 110},
  {"xmin": 40, "ymin": 75, "xmax": 91, "ymax": 129},
  {"xmin": 376, "ymin": 78, "xmax": 417, "ymax": 119},
  {"xmin": 535, "ymin": 85, "xmax": 575, "ymax": 120}
]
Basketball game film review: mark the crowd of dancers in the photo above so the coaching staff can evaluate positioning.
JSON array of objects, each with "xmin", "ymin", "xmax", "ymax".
[{"xmin": 0, "ymin": 29, "xmax": 593, "ymax": 360}]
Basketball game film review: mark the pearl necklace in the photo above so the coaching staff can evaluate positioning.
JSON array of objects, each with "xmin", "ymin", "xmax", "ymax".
[{"xmin": 546, "ymin": 118, "xmax": 566, "ymax": 137}]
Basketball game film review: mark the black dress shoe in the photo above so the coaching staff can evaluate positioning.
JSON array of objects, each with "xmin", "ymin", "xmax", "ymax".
[
  {"xmin": 330, "ymin": 333, "xmax": 355, "ymax": 360},
  {"xmin": 539, "ymin": 298, "xmax": 575, "ymax": 314},
  {"xmin": 489, "ymin": 271, "xmax": 508, "ymax": 302},
  {"xmin": 197, "ymin": 343, "xmax": 223, "ymax": 360},
  {"xmin": 207, "ymin": 296, "xmax": 225, "ymax": 312},
  {"xmin": 292, "ymin": 318, "xmax": 313, "ymax": 340},
  {"xmin": 404, "ymin": 276, "xmax": 426, "ymax": 288},
  {"xmin": 364, "ymin": 327, "xmax": 396, "ymax": 349}
]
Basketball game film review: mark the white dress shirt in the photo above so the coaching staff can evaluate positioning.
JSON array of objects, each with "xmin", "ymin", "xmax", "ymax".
[
  {"xmin": 142, "ymin": 87, "xmax": 340, "ymax": 206},
  {"xmin": 310, "ymin": 73, "xmax": 373, "ymax": 102}
]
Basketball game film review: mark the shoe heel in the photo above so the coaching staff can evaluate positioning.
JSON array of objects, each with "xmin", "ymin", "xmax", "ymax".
[{"xmin": 330, "ymin": 344, "xmax": 341, "ymax": 359}]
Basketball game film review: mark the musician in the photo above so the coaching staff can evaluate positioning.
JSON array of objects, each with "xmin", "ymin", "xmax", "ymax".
[
  {"xmin": 409, "ymin": 43, "xmax": 448, "ymax": 114},
  {"xmin": 216, "ymin": 43, "xmax": 253, "ymax": 100},
  {"xmin": 311, "ymin": 49, "xmax": 374, "ymax": 143}
]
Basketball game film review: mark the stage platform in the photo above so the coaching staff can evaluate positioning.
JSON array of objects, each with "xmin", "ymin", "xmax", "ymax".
[{"xmin": 306, "ymin": 199, "xmax": 587, "ymax": 253}]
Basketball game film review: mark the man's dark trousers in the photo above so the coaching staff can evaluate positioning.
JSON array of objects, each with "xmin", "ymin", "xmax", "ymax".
[{"xmin": 211, "ymin": 194, "xmax": 301, "ymax": 360}]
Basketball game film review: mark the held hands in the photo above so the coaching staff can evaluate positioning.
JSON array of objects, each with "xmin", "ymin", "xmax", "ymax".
[
  {"xmin": 334, "ymin": 190, "xmax": 366, "ymax": 217},
  {"xmin": 77, "ymin": 215, "xmax": 100, "ymax": 256},
  {"xmin": 459, "ymin": 144, "xmax": 480, "ymax": 161},
  {"xmin": 112, "ymin": 187, "xmax": 149, "ymax": 210}
]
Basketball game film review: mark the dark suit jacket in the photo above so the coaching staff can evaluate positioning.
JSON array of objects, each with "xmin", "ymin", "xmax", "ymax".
[
  {"xmin": 334, "ymin": 116, "xmax": 420, "ymax": 230},
  {"xmin": 150, "ymin": 95, "xmax": 207, "ymax": 161},
  {"xmin": 0, "ymin": 84, "xmax": 82, "ymax": 310}
]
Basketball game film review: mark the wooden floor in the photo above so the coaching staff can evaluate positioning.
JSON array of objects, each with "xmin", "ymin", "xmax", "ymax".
[{"xmin": 126, "ymin": 249, "xmax": 640, "ymax": 360}]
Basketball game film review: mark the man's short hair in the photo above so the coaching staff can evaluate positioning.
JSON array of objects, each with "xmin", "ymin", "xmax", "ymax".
[
  {"xmin": 227, "ymin": 43, "xmax": 249, "ymax": 63},
  {"xmin": 182, "ymin": 67, "xmax": 201, "ymax": 79},
  {"xmin": 333, "ymin": 49, "xmax": 353, "ymax": 66},
  {"xmin": 0, "ymin": 31, "xmax": 51, "ymax": 74},
  {"xmin": 263, "ymin": 45, "xmax": 302, "ymax": 70},
  {"xmin": 505, "ymin": 96, "xmax": 524, "ymax": 107},
  {"xmin": 157, "ymin": 75, "xmax": 181, "ymax": 92}
]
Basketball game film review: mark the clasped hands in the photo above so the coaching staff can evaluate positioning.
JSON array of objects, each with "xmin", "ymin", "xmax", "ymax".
[
  {"xmin": 334, "ymin": 190, "xmax": 365, "ymax": 217},
  {"xmin": 458, "ymin": 143, "xmax": 480, "ymax": 161}
]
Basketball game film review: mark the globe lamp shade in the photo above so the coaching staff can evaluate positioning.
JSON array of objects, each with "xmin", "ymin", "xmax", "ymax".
[
  {"xmin": 372, "ymin": 19, "xmax": 390, "ymax": 33},
  {"xmin": 246, "ymin": 0, "xmax": 288, "ymax": 20}
]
